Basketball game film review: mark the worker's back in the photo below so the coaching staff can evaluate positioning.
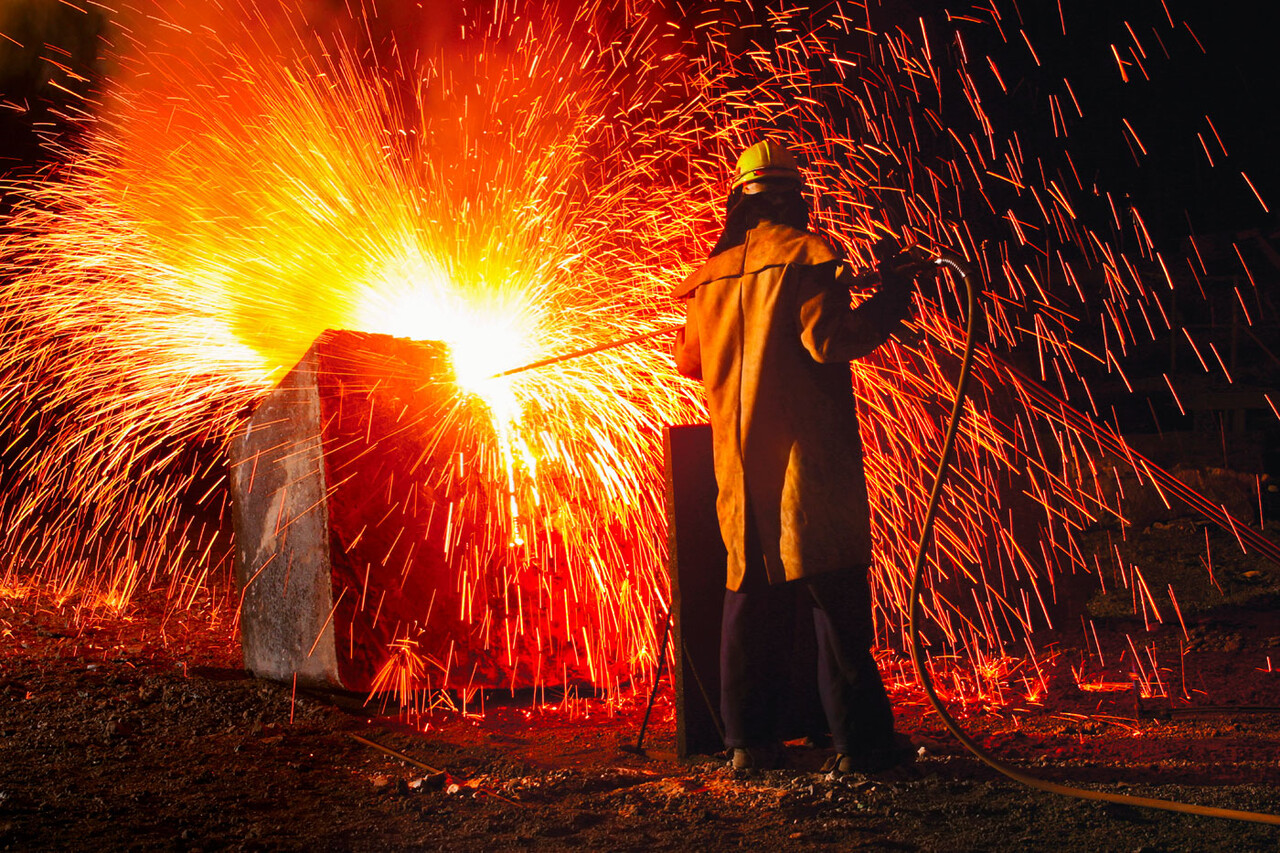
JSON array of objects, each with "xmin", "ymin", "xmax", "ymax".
[{"xmin": 675, "ymin": 220, "xmax": 899, "ymax": 590}]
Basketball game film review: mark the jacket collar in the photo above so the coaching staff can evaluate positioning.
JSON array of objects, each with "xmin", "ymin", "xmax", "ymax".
[{"xmin": 673, "ymin": 221, "xmax": 832, "ymax": 298}]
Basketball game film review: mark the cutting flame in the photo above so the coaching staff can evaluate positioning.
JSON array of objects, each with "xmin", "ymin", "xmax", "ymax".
[{"xmin": 353, "ymin": 248, "xmax": 541, "ymax": 543}]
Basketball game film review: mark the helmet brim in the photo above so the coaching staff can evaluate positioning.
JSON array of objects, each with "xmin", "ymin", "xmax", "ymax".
[{"xmin": 738, "ymin": 177, "xmax": 803, "ymax": 195}]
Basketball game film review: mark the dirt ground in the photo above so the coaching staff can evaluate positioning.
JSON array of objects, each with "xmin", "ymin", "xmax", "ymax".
[{"xmin": 4, "ymin": 523, "xmax": 1280, "ymax": 852}]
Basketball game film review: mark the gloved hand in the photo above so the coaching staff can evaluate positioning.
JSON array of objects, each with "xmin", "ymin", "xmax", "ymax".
[
  {"xmin": 872, "ymin": 235, "xmax": 903, "ymax": 268},
  {"xmin": 874, "ymin": 236, "xmax": 936, "ymax": 291}
]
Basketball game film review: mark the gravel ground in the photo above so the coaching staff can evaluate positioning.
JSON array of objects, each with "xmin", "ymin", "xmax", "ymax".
[{"xmin": 3, "ymin": 573, "xmax": 1280, "ymax": 852}]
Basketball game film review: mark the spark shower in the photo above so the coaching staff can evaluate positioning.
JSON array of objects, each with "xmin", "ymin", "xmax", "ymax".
[{"xmin": 1, "ymin": 0, "xmax": 1272, "ymax": 707}]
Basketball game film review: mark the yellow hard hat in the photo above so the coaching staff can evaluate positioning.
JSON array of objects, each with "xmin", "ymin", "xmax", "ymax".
[{"xmin": 732, "ymin": 140, "xmax": 805, "ymax": 192}]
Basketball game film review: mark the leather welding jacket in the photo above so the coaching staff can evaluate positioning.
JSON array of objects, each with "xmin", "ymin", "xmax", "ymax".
[{"xmin": 673, "ymin": 220, "xmax": 912, "ymax": 591}]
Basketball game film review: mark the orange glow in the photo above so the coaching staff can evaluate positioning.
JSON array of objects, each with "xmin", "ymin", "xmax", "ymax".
[
  {"xmin": 1078, "ymin": 681, "xmax": 1135, "ymax": 694},
  {"xmin": 1, "ymin": 0, "xmax": 1274, "ymax": 714}
]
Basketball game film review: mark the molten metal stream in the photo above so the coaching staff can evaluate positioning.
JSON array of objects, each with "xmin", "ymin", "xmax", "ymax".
[{"xmin": 908, "ymin": 257, "xmax": 1280, "ymax": 827}]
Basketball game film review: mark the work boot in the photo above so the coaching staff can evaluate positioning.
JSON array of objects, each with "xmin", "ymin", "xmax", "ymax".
[
  {"xmin": 730, "ymin": 742, "xmax": 786, "ymax": 770},
  {"xmin": 822, "ymin": 735, "xmax": 917, "ymax": 777}
]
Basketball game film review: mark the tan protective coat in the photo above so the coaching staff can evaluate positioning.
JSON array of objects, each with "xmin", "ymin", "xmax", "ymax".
[{"xmin": 674, "ymin": 222, "xmax": 911, "ymax": 591}]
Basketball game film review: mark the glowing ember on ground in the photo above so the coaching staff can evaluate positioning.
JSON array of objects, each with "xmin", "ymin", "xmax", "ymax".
[{"xmin": 0, "ymin": 0, "xmax": 1275, "ymax": 713}]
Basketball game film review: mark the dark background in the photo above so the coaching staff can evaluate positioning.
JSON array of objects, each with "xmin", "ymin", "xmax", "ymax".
[
  {"xmin": 3, "ymin": 0, "xmax": 1277, "ymax": 451},
  {"xmin": 3, "ymin": 0, "xmax": 1275, "ymax": 239}
]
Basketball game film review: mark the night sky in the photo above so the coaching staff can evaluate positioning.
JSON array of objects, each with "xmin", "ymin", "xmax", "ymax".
[
  {"xmin": 3, "ymin": 1, "xmax": 1276, "ymax": 243},
  {"xmin": 959, "ymin": 0, "xmax": 1277, "ymax": 242}
]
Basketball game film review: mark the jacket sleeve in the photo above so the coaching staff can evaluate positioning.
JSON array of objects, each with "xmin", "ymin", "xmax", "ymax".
[
  {"xmin": 673, "ymin": 297, "xmax": 703, "ymax": 380},
  {"xmin": 796, "ymin": 260, "xmax": 913, "ymax": 363}
]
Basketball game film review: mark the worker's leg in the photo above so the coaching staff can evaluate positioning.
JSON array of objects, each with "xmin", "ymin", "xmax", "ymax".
[
  {"xmin": 806, "ymin": 568, "xmax": 894, "ymax": 756},
  {"xmin": 720, "ymin": 515, "xmax": 795, "ymax": 753},
  {"xmin": 720, "ymin": 579, "xmax": 796, "ymax": 750}
]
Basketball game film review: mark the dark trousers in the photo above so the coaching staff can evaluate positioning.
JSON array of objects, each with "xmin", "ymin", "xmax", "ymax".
[{"xmin": 720, "ymin": 561, "xmax": 894, "ymax": 755}]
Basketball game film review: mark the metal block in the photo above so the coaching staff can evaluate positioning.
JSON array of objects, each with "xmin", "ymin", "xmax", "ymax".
[
  {"xmin": 232, "ymin": 343, "xmax": 338, "ymax": 686},
  {"xmin": 664, "ymin": 424, "xmax": 727, "ymax": 757},
  {"xmin": 231, "ymin": 330, "xmax": 479, "ymax": 691},
  {"xmin": 664, "ymin": 423, "xmax": 825, "ymax": 758}
]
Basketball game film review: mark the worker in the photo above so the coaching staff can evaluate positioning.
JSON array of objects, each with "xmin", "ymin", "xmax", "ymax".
[{"xmin": 673, "ymin": 140, "xmax": 920, "ymax": 773}]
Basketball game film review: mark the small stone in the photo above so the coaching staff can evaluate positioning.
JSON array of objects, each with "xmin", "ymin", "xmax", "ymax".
[
  {"xmin": 106, "ymin": 719, "xmax": 133, "ymax": 739},
  {"xmin": 409, "ymin": 772, "xmax": 447, "ymax": 791}
]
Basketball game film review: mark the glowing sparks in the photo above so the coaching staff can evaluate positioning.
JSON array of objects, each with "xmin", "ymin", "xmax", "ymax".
[{"xmin": 0, "ymin": 0, "xmax": 1274, "ymax": 713}]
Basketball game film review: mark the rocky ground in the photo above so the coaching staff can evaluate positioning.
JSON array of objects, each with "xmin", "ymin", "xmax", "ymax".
[{"xmin": 4, "ymin": 520, "xmax": 1280, "ymax": 852}]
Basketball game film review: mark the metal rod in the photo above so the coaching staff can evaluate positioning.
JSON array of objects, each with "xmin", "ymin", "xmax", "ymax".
[
  {"xmin": 628, "ymin": 601, "xmax": 673, "ymax": 754},
  {"xmin": 350, "ymin": 733, "xmax": 445, "ymax": 775},
  {"xmin": 682, "ymin": 638, "xmax": 725, "ymax": 746},
  {"xmin": 491, "ymin": 323, "xmax": 683, "ymax": 379}
]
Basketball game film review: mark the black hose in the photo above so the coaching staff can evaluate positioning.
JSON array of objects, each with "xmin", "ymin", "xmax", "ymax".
[{"xmin": 906, "ymin": 256, "xmax": 1280, "ymax": 826}]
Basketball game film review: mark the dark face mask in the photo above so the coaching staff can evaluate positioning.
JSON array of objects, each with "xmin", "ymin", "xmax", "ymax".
[{"xmin": 709, "ymin": 184, "xmax": 810, "ymax": 258}]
